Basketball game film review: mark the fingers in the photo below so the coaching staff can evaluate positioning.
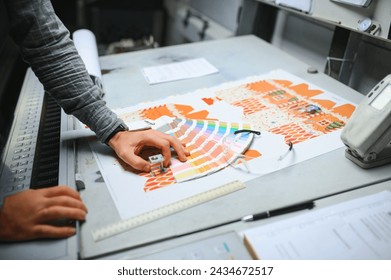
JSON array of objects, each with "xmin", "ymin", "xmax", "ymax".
[
  {"xmin": 45, "ymin": 195, "xmax": 88, "ymax": 213},
  {"xmin": 32, "ymin": 225, "xmax": 77, "ymax": 239},
  {"xmin": 3, "ymin": 225, "xmax": 77, "ymax": 241},
  {"xmin": 37, "ymin": 187, "xmax": 88, "ymax": 222},
  {"xmin": 121, "ymin": 152, "xmax": 151, "ymax": 172},
  {"xmin": 44, "ymin": 185, "xmax": 82, "ymax": 200},
  {"xmin": 40, "ymin": 186, "xmax": 88, "ymax": 213},
  {"xmin": 109, "ymin": 129, "xmax": 190, "ymax": 172},
  {"xmin": 157, "ymin": 137, "xmax": 175, "ymax": 167},
  {"xmin": 142, "ymin": 131, "xmax": 189, "ymax": 166},
  {"xmin": 167, "ymin": 137, "xmax": 190, "ymax": 162},
  {"xmin": 0, "ymin": 186, "xmax": 88, "ymax": 242},
  {"xmin": 38, "ymin": 206, "xmax": 87, "ymax": 223}
]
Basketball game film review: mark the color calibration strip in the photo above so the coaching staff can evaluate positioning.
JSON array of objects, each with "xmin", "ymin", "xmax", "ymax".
[{"xmin": 159, "ymin": 118, "xmax": 254, "ymax": 182}]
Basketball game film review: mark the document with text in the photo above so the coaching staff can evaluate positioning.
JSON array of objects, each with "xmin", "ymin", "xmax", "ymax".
[
  {"xmin": 242, "ymin": 191, "xmax": 391, "ymax": 259},
  {"xmin": 142, "ymin": 58, "xmax": 218, "ymax": 85}
]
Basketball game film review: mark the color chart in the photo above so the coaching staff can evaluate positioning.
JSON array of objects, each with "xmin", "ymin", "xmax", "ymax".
[{"xmin": 153, "ymin": 117, "xmax": 254, "ymax": 182}]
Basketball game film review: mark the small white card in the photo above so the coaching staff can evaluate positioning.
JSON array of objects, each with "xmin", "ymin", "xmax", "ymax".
[
  {"xmin": 142, "ymin": 58, "xmax": 219, "ymax": 85},
  {"xmin": 276, "ymin": 0, "xmax": 312, "ymax": 12}
]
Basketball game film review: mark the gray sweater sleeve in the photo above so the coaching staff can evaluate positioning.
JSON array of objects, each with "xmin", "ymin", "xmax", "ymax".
[{"xmin": 5, "ymin": 0, "xmax": 124, "ymax": 143}]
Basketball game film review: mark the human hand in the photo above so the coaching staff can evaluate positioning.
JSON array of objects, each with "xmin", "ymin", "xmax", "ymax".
[
  {"xmin": 108, "ymin": 129, "xmax": 190, "ymax": 172},
  {"xmin": 0, "ymin": 186, "xmax": 87, "ymax": 241}
]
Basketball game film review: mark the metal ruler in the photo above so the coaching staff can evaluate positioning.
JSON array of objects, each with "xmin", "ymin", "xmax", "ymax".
[{"xmin": 92, "ymin": 180, "xmax": 246, "ymax": 242}]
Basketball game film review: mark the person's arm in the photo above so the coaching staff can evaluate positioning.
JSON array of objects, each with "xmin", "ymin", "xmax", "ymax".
[
  {"xmin": 6, "ymin": 0, "xmax": 121, "ymax": 142},
  {"xmin": 0, "ymin": 186, "xmax": 87, "ymax": 241},
  {"xmin": 5, "ymin": 0, "xmax": 188, "ymax": 170}
]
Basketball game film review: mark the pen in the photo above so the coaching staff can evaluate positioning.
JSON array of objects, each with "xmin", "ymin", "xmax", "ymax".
[{"xmin": 241, "ymin": 200, "xmax": 315, "ymax": 222}]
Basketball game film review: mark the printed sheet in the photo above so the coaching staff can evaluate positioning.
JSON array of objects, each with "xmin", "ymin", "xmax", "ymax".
[{"xmin": 89, "ymin": 70, "xmax": 356, "ymax": 220}]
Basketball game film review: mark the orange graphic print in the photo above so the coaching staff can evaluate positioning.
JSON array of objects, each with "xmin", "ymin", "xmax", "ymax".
[
  {"xmin": 117, "ymin": 76, "xmax": 354, "ymax": 192},
  {"xmin": 142, "ymin": 169, "xmax": 176, "ymax": 192},
  {"xmin": 215, "ymin": 78, "xmax": 353, "ymax": 145},
  {"xmin": 244, "ymin": 149, "xmax": 262, "ymax": 160},
  {"xmin": 247, "ymin": 80, "xmax": 277, "ymax": 93},
  {"xmin": 270, "ymin": 123, "xmax": 317, "ymax": 144},
  {"xmin": 331, "ymin": 103, "xmax": 355, "ymax": 118},
  {"xmin": 141, "ymin": 105, "xmax": 175, "ymax": 120},
  {"xmin": 175, "ymin": 104, "xmax": 214, "ymax": 120},
  {"xmin": 232, "ymin": 97, "xmax": 268, "ymax": 115},
  {"xmin": 202, "ymin": 97, "xmax": 214, "ymax": 105}
]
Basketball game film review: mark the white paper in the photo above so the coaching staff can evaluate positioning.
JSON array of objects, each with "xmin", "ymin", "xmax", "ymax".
[
  {"xmin": 89, "ymin": 70, "xmax": 356, "ymax": 221},
  {"xmin": 142, "ymin": 58, "xmax": 219, "ymax": 85},
  {"xmin": 242, "ymin": 191, "xmax": 391, "ymax": 259},
  {"xmin": 73, "ymin": 29, "xmax": 102, "ymax": 80},
  {"xmin": 331, "ymin": 0, "xmax": 370, "ymax": 6},
  {"xmin": 276, "ymin": 0, "xmax": 312, "ymax": 12}
]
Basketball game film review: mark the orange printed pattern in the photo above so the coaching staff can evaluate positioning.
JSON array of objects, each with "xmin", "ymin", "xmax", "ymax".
[
  {"xmin": 142, "ymin": 169, "xmax": 176, "ymax": 192},
  {"xmin": 118, "ymin": 76, "xmax": 355, "ymax": 192},
  {"xmin": 330, "ymin": 103, "xmax": 355, "ymax": 118},
  {"xmin": 286, "ymin": 83, "xmax": 323, "ymax": 98},
  {"xmin": 202, "ymin": 97, "xmax": 215, "ymax": 105},
  {"xmin": 140, "ymin": 105, "xmax": 175, "ymax": 120},
  {"xmin": 215, "ymin": 78, "xmax": 354, "ymax": 144},
  {"xmin": 270, "ymin": 123, "xmax": 317, "ymax": 144},
  {"xmin": 139, "ymin": 104, "xmax": 217, "ymax": 121},
  {"xmin": 232, "ymin": 97, "xmax": 268, "ymax": 115},
  {"xmin": 247, "ymin": 80, "xmax": 277, "ymax": 93},
  {"xmin": 244, "ymin": 149, "xmax": 262, "ymax": 160},
  {"xmin": 175, "ymin": 104, "xmax": 216, "ymax": 120}
]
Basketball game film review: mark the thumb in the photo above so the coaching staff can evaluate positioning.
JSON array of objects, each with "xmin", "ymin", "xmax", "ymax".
[{"xmin": 121, "ymin": 153, "xmax": 151, "ymax": 172}]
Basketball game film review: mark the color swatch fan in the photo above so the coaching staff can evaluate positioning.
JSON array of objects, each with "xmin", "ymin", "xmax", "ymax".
[{"xmin": 153, "ymin": 117, "xmax": 255, "ymax": 182}]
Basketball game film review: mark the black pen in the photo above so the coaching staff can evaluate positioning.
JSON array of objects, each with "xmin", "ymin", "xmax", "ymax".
[{"xmin": 241, "ymin": 201, "xmax": 315, "ymax": 222}]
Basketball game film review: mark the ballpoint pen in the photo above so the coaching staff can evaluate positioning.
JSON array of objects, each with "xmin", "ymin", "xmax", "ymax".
[
  {"xmin": 241, "ymin": 201, "xmax": 315, "ymax": 222},
  {"xmin": 100, "ymin": 201, "xmax": 316, "ymax": 251}
]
